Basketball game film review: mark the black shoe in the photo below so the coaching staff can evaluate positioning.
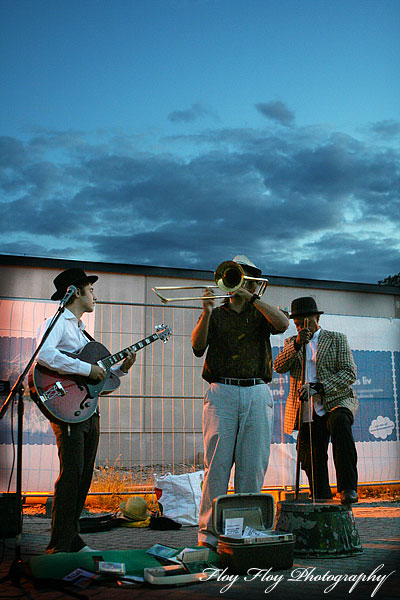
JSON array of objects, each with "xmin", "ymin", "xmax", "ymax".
[{"xmin": 340, "ymin": 490, "xmax": 358, "ymax": 504}]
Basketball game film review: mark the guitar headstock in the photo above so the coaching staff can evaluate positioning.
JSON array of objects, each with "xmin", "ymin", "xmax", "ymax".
[{"xmin": 155, "ymin": 323, "xmax": 172, "ymax": 343}]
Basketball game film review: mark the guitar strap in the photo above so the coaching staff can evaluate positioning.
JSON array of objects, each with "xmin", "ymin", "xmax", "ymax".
[
  {"xmin": 82, "ymin": 329, "xmax": 101, "ymax": 417},
  {"xmin": 83, "ymin": 329, "xmax": 96, "ymax": 342}
]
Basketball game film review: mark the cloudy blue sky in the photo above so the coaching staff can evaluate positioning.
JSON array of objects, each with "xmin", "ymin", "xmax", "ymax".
[{"xmin": 1, "ymin": 0, "xmax": 399, "ymax": 283}]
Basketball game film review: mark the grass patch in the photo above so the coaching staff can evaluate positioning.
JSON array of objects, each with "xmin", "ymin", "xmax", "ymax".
[
  {"xmin": 86, "ymin": 458, "xmax": 156, "ymax": 511},
  {"xmin": 86, "ymin": 459, "xmax": 400, "ymax": 511},
  {"xmin": 358, "ymin": 484, "xmax": 400, "ymax": 501}
]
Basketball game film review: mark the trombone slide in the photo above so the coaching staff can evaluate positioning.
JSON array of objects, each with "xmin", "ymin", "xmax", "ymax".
[
  {"xmin": 152, "ymin": 260, "xmax": 268, "ymax": 304},
  {"xmin": 152, "ymin": 285, "xmax": 228, "ymax": 304}
]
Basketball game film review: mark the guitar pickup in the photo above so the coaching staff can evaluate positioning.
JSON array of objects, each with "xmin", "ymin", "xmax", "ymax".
[{"xmin": 41, "ymin": 381, "xmax": 66, "ymax": 403}]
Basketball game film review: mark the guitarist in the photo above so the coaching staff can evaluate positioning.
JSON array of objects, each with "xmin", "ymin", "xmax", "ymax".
[{"xmin": 36, "ymin": 268, "xmax": 136, "ymax": 554}]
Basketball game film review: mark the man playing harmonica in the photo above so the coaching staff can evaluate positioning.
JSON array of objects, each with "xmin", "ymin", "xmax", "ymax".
[{"xmin": 274, "ymin": 296, "xmax": 358, "ymax": 504}]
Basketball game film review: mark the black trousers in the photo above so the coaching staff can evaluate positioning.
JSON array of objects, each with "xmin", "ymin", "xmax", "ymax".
[
  {"xmin": 46, "ymin": 413, "xmax": 100, "ymax": 553},
  {"xmin": 298, "ymin": 407, "xmax": 358, "ymax": 500}
]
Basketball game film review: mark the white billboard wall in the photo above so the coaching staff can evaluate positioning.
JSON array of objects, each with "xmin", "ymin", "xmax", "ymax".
[{"xmin": 0, "ymin": 302, "xmax": 399, "ymax": 492}]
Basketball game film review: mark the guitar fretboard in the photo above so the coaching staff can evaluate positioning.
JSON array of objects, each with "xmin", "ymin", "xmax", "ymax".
[{"xmin": 102, "ymin": 333, "xmax": 159, "ymax": 369}]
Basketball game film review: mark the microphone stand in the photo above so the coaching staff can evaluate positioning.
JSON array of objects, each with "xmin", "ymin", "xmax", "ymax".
[
  {"xmin": 294, "ymin": 342, "xmax": 307, "ymax": 500},
  {"xmin": 294, "ymin": 318, "xmax": 313, "ymax": 501},
  {"xmin": 0, "ymin": 298, "xmax": 70, "ymax": 593}
]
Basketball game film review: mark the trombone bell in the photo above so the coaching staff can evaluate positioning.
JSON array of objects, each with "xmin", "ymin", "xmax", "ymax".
[
  {"xmin": 152, "ymin": 260, "xmax": 268, "ymax": 303},
  {"xmin": 214, "ymin": 261, "xmax": 244, "ymax": 293},
  {"xmin": 215, "ymin": 261, "xmax": 268, "ymax": 297}
]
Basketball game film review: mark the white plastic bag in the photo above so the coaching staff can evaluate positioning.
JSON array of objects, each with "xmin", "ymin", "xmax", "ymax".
[{"xmin": 154, "ymin": 470, "xmax": 204, "ymax": 526}]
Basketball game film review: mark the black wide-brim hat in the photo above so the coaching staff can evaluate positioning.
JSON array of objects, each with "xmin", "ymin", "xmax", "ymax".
[
  {"xmin": 289, "ymin": 296, "xmax": 324, "ymax": 318},
  {"xmin": 51, "ymin": 268, "xmax": 98, "ymax": 300}
]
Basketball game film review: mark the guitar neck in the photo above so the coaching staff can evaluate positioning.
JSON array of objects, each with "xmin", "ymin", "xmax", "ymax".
[{"xmin": 102, "ymin": 333, "xmax": 160, "ymax": 369}]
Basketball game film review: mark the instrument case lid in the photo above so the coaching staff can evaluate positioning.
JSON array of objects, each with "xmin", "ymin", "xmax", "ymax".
[{"xmin": 212, "ymin": 492, "xmax": 275, "ymax": 538}]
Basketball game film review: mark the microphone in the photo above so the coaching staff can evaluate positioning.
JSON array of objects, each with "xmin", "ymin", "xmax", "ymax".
[{"xmin": 59, "ymin": 285, "xmax": 77, "ymax": 307}]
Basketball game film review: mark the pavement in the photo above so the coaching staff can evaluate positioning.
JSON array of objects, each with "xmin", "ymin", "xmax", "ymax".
[{"xmin": 0, "ymin": 498, "xmax": 399, "ymax": 600}]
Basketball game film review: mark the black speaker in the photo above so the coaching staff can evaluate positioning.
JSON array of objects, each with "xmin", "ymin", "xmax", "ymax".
[
  {"xmin": 0, "ymin": 380, "xmax": 10, "ymax": 395},
  {"xmin": 0, "ymin": 493, "xmax": 21, "ymax": 538}
]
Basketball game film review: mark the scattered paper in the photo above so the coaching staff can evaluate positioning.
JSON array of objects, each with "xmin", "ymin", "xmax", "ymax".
[
  {"xmin": 176, "ymin": 547, "xmax": 209, "ymax": 561},
  {"xmin": 62, "ymin": 568, "xmax": 100, "ymax": 589},
  {"xmin": 146, "ymin": 543, "xmax": 180, "ymax": 562},
  {"xmin": 224, "ymin": 517, "xmax": 244, "ymax": 537},
  {"xmin": 243, "ymin": 526, "xmax": 273, "ymax": 538}
]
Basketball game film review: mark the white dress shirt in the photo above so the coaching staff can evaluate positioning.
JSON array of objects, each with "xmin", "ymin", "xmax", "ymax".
[
  {"xmin": 37, "ymin": 309, "xmax": 126, "ymax": 378},
  {"xmin": 306, "ymin": 327, "xmax": 326, "ymax": 417}
]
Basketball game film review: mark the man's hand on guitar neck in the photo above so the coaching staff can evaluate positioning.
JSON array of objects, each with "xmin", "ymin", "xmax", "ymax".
[
  {"xmin": 88, "ymin": 350, "xmax": 136, "ymax": 380},
  {"xmin": 90, "ymin": 364, "xmax": 107, "ymax": 381},
  {"xmin": 120, "ymin": 349, "xmax": 136, "ymax": 373}
]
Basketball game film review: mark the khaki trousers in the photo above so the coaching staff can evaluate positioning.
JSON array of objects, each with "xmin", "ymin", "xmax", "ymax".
[{"xmin": 198, "ymin": 382, "xmax": 273, "ymax": 547}]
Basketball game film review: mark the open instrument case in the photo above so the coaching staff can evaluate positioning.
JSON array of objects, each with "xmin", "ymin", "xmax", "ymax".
[{"xmin": 212, "ymin": 493, "xmax": 295, "ymax": 573}]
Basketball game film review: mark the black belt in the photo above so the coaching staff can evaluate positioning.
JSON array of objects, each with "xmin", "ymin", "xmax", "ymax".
[{"xmin": 216, "ymin": 377, "xmax": 265, "ymax": 387}]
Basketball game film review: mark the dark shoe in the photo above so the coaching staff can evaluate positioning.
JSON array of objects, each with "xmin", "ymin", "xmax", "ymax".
[
  {"xmin": 340, "ymin": 490, "xmax": 358, "ymax": 504},
  {"xmin": 198, "ymin": 541, "xmax": 217, "ymax": 551},
  {"xmin": 149, "ymin": 515, "xmax": 182, "ymax": 530}
]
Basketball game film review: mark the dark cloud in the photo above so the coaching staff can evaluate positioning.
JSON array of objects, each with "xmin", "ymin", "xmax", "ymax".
[
  {"xmin": 281, "ymin": 234, "xmax": 400, "ymax": 283},
  {"xmin": 369, "ymin": 120, "xmax": 400, "ymax": 139},
  {"xmin": 168, "ymin": 103, "xmax": 215, "ymax": 123},
  {"xmin": 0, "ymin": 136, "xmax": 28, "ymax": 169},
  {"xmin": 255, "ymin": 101, "xmax": 295, "ymax": 126},
  {"xmin": 0, "ymin": 124, "xmax": 398, "ymax": 284}
]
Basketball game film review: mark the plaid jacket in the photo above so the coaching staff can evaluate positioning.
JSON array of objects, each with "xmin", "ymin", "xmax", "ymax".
[{"xmin": 273, "ymin": 329, "xmax": 358, "ymax": 434}]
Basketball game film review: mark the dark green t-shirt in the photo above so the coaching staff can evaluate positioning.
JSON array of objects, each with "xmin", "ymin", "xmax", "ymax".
[{"xmin": 193, "ymin": 302, "xmax": 279, "ymax": 383}]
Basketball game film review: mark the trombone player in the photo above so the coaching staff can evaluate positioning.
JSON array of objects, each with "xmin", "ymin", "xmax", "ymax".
[{"xmin": 192, "ymin": 255, "xmax": 289, "ymax": 550}]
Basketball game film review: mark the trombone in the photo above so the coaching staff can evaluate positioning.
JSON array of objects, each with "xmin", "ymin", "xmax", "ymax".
[{"xmin": 152, "ymin": 260, "xmax": 269, "ymax": 304}]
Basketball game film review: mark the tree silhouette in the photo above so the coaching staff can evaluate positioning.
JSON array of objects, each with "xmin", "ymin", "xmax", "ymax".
[{"xmin": 378, "ymin": 273, "xmax": 400, "ymax": 286}]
